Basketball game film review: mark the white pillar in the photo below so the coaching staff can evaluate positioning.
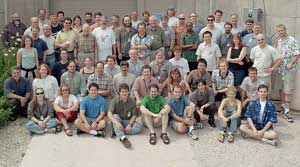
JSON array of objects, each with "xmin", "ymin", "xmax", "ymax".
[{"xmin": 291, "ymin": 67, "xmax": 300, "ymax": 112}]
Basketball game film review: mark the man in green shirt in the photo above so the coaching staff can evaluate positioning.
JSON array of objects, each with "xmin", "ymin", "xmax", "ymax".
[
  {"xmin": 108, "ymin": 83, "xmax": 142, "ymax": 148},
  {"xmin": 147, "ymin": 15, "xmax": 165, "ymax": 61},
  {"xmin": 140, "ymin": 84, "xmax": 170, "ymax": 145},
  {"xmin": 181, "ymin": 22, "xmax": 200, "ymax": 71}
]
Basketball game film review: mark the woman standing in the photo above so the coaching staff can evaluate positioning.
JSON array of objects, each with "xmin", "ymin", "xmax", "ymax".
[
  {"xmin": 73, "ymin": 15, "xmax": 82, "ymax": 33},
  {"xmin": 32, "ymin": 64, "xmax": 59, "ymax": 102},
  {"xmin": 16, "ymin": 35, "xmax": 39, "ymax": 83},
  {"xmin": 26, "ymin": 88, "xmax": 57, "ymax": 135},
  {"xmin": 53, "ymin": 84, "xmax": 79, "ymax": 136}
]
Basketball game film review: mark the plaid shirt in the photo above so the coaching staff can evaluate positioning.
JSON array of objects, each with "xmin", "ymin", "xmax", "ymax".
[
  {"xmin": 212, "ymin": 69, "xmax": 234, "ymax": 90},
  {"xmin": 75, "ymin": 32, "xmax": 96, "ymax": 53},
  {"xmin": 87, "ymin": 73, "xmax": 113, "ymax": 92},
  {"xmin": 131, "ymin": 33, "xmax": 152, "ymax": 57},
  {"xmin": 245, "ymin": 99, "xmax": 277, "ymax": 130},
  {"xmin": 117, "ymin": 27, "xmax": 137, "ymax": 57}
]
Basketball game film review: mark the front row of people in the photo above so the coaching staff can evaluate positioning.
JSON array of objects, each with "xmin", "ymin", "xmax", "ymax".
[{"xmin": 5, "ymin": 67, "xmax": 278, "ymax": 148}]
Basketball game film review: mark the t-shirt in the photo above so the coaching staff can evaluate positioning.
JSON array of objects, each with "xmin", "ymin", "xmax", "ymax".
[
  {"xmin": 169, "ymin": 57, "xmax": 190, "ymax": 78},
  {"xmin": 250, "ymin": 45, "xmax": 281, "ymax": 77},
  {"xmin": 109, "ymin": 96, "xmax": 138, "ymax": 120},
  {"xmin": 141, "ymin": 95, "xmax": 167, "ymax": 114},
  {"xmin": 167, "ymin": 95, "xmax": 190, "ymax": 117},
  {"xmin": 92, "ymin": 27, "xmax": 116, "ymax": 61},
  {"xmin": 40, "ymin": 35, "xmax": 55, "ymax": 55},
  {"xmin": 196, "ymin": 42, "xmax": 221, "ymax": 72},
  {"xmin": 54, "ymin": 94, "xmax": 78, "ymax": 109},
  {"xmin": 80, "ymin": 95, "xmax": 106, "ymax": 118},
  {"xmin": 240, "ymin": 77, "xmax": 264, "ymax": 100},
  {"xmin": 259, "ymin": 100, "xmax": 266, "ymax": 123}
]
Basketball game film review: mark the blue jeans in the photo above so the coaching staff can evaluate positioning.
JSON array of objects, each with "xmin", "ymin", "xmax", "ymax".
[
  {"xmin": 26, "ymin": 118, "xmax": 57, "ymax": 134},
  {"xmin": 112, "ymin": 114, "xmax": 142, "ymax": 137},
  {"xmin": 219, "ymin": 112, "xmax": 238, "ymax": 134}
]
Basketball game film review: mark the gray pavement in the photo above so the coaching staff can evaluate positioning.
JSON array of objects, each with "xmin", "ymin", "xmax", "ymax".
[{"xmin": 19, "ymin": 115, "xmax": 300, "ymax": 167}]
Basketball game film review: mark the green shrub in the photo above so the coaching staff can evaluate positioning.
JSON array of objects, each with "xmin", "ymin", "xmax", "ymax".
[{"xmin": 0, "ymin": 96, "xmax": 13, "ymax": 128}]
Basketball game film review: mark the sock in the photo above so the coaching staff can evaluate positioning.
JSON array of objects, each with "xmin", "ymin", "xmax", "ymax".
[
  {"xmin": 281, "ymin": 104, "xmax": 285, "ymax": 109},
  {"xmin": 120, "ymin": 135, "xmax": 126, "ymax": 140},
  {"xmin": 89, "ymin": 130, "xmax": 97, "ymax": 135},
  {"xmin": 44, "ymin": 128, "xmax": 48, "ymax": 132},
  {"xmin": 285, "ymin": 108, "xmax": 290, "ymax": 114},
  {"xmin": 189, "ymin": 126, "xmax": 194, "ymax": 133}
]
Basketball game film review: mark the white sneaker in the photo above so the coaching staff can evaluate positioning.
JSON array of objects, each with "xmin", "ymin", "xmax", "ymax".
[
  {"xmin": 261, "ymin": 138, "xmax": 277, "ymax": 147},
  {"xmin": 188, "ymin": 130, "xmax": 199, "ymax": 140}
]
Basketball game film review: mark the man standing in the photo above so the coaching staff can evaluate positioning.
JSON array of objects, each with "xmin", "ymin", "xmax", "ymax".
[
  {"xmin": 2, "ymin": 13, "xmax": 26, "ymax": 46},
  {"xmin": 240, "ymin": 19, "xmax": 254, "ymax": 38},
  {"xmin": 131, "ymin": 11, "xmax": 141, "ymax": 29},
  {"xmin": 61, "ymin": 61, "xmax": 87, "ymax": 101},
  {"xmin": 240, "ymin": 84, "xmax": 278, "ymax": 146},
  {"xmin": 181, "ymin": 22, "xmax": 200, "ymax": 71},
  {"xmin": 217, "ymin": 22, "xmax": 233, "ymax": 57},
  {"xmin": 131, "ymin": 23, "xmax": 152, "ymax": 64},
  {"xmin": 32, "ymin": 26, "xmax": 48, "ymax": 64},
  {"xmin": 75, "ymin": 24, "xmax": 96, "ymax": 68},
  {"xmin": 108, "ymin": 83, "xmax": 142, "ymax": 148},
  {"xmin": 147, "ymin": 15, "xmax": 165, "ymax": 61},
  {"xmin": 75, "ymin": 83, "xmax": 106, "ymax": 137},
  {"xmin": 229, "ymin": 13, "xmax": 243, "ymax": 35},
  {"xmin": 56, "ymin": 11, "xmax": 65, "ymax": 25},
  {"xmin": 199, "ymin": 15, "xmax": 223, "ymax": 42},
  {"xmin": 37, "ymin": 8, "xmax": 50, "ymax": 30},
  {"xmin": 140, "ymin": 84, "xmax": 171, "ymax": 145},
  {"xmin": 117, "ymin": 15, "xmax": 137, "ymax": 61},
  {"xmin": 160, "ymin": 16, "xmax": 175, "ymax": 59},
  {"xmin": 40, "ymin": 24, "xmax": 55, "ymax": 69},
  {"xmin": 214, "ymin": 9, "xmax": 225, "ymax": 32},
  {"xmin": 93, "ymin": 16, "xmax": 116, "ymax": 61},
  {"xmin": 172, "ymin": 13, "xmax": 187, "ymax": 46},
  {"xmin": 24, "ymin": 17, "xmax": 42, "ymax": 37},
  {"xmin": 84, "ymin": 12, "xmax": 94, "ymax": 26},
  {"xmin": 189, "ymin": 13, "xmax": 203, "ymax": 34},
  {"xmin": 4, "ymin": 66, "xmax": 31, "ymax": 120}
]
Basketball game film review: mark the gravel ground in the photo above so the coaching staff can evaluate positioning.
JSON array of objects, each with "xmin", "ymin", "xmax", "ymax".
[{"xmin": 0, "ymin": 118, "xmax": 31, "ymax": 167}]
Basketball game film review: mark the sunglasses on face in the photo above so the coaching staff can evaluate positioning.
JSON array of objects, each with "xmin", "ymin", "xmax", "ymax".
[
  {"xmin": 36, "ymin": 92, "xmax": 44, "ymax": 95},
  {"xmin": 207, "ymin": 19, "xmax": 214, "ymax": 21}
]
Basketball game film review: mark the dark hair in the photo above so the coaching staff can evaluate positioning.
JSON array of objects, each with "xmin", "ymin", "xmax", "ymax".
[
  {"xmin": 112, "ymin": 14, "xmax": 120, "ymax": 19},
  {"xmin": 230, "ymin": 34, "xmax": 243, "ymax": 50},
  {"xmin": 120, "ymin": 61, "xmax": 129, "ymax": 68},
  {"xmin": 38, "ymin": 8, "xmax": 46, "ymax": 14},
  {"xmin": 88, "ymin": 82, "xmax": 99, "ymax": 90},
  {"xmin": 142, "ymin": 11, "xmax": 150, "ymax": 16},
  {"xmin": 73, "ymin": 15, "xmax": 82, "ymax": 24},
  {"xmin": 137, "ymin": 22, "xmax": 146, "ymax": 29},
  {"xmin": 258, "ymin": 84, "xmax": 268, "ymax": 91},
  {"xmin": 64, "ymin": 17, "xmax": 72, "ymax": 23},
  {"xmin": 161, "ymin": 15, "xmax": 169, "ymax": 21},
  {"xmin": 246, "ymin": 19, "xmax": 254, "ymax": 24},
  {"xmin": 214, "ymin": 9, "xmax": 223, "ymax": 15},
  {"xmin": 169, "ymin": 68, "xmax": 181, "ymax": 83},
  {"xmin": 21, "ymin": 35, "xmax": 33, "ymax": 48},
  {"xmin": 95, "ymin": 61, "xmax": 105, "ymax": 67},
  {"xmin": 106, "ymin": 55, "xmax": 116, "ymax": 63},
  {"xmin": 122, "ymin": 15, "xmax": 132, "ymax": 27},
  {"xmin": 203, "ymin": 31, "xmax": 212, "ymax": 38},
  {"xmin": 142, "ymin": 64, "xmax": 151, "ymax": 71},
  {"xmin": 197, "ymin": 79, "xmax": 207, "ymax": 86},
  {"xmin": 10, "ymin": 66, "xmax": 21, "ymax": 74},
  {"xmin": 118, "ymin": 83, "xmax": 129, "ymax": 92},
  {"xmin": 31, "ymin": 26, "xmax": 40, "ymax": 32},
  {"xmin": 149, "ymin": 84, "xmax": 159, "ymax": 90},
  {"xmin": 67, "ymin": 60, "xmax": 76, "ymax": 67},
  {"xmin": 207, "ymin": 15, "xmax": 215, "ymax": 20},
  {"xmin": 29, "ymin": 87, "xmax": 49, "ymax": 114},
  {"xmin": 56, "ymin": 11, "xmax": 64, "ymax": 16},
  {"xmin": 60, "ymin": 48, "xmax": 68, "ymax": 53},
  {"xmin": 197, "ymin": 58, "xmax": 207, "ymax": 67},
  {"xmin": 248, "ymin": 67, "xmax": 257, "ymax": 73},
  {"xmin": 224, "ymin": 22, "xmax": 233, "ymax": 28},
  {"xmin": 85, "ymin": 12, "xmax": 93, "ymax": 17},
  {"xmin": 94, "ymin": 12, "xmax": 103, "ymax": 17}
]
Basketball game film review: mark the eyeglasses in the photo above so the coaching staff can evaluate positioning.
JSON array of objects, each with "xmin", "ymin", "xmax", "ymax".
[
  {"xmin": 62, "ymin": 89, "xmax": 69, "ymax": 92},
  {"xmin": 36, "ymin": 92, "xmax": 44, "ymax": 95},
  {"xmin": 207, "ymin": 19, "xmax": 214, "ymax": 21},
  {"xmin": 179, "ymin": 18, "xmax": 185, "ymax": 20}
]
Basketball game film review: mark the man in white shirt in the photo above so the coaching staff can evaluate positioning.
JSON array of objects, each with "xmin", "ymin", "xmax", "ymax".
[
  {"xmin": 40, "ymin": 24, "xmax": 55, "ymax": 69},
  {"xmin": 169, "ymin": 46, "xmax": 189, "ymax": 78},
  {"xmin": 199, "ymin": 15, "xmax": 223, "ymax": 43},
  {"xmin": 93, "ymin": 16, "xmax": 116, "ymax": 61},
  {"xmin": 229, "ymin": 13, "xmax": 243, "ymax": 35},
  {"xmin": 214, "ymin": 9, "xmax": 225, "ymax": 32}
]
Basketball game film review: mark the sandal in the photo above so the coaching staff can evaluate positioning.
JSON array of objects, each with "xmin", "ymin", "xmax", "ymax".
[
  {"xmin": 227, "ymin": 134, "xmax": 234, "ymax": 143},
  {"xmin": 64, "ymin": 128, "xmax": 73, "ymax": 136},
  {"xmin": 218, "ymin": 133, "xmax": 225, "ymax": 143},
  {"xmin": 160, "ymin": 133, "xmax": 170, "ymax": 144},
  {"xmin": 56, "ymin": 124, "xmax": 62, "ymax": 132},
  {"xmin": 149, "ymin": 133, "xmax": 156, "ymax": 145}
]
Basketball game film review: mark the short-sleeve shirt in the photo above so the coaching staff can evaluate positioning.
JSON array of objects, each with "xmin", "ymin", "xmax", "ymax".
[
  {"xmin": 141, "ymin": 95, "xmax": 167, "ymax": 114},
  {"xmin": 250, "ymin": 45, "xmax": 281, "ymax": 77},
  {"xmin": 40, "ymin": 35, "xmax": 55, "ymax": 55},
  {"xmin": 4, "ymin": 77, "xmax": 31, "ymax": 97},
  {"xmin": 55, "ymin": 29, "xmax": 77, "ymax": 52},
  {"xmin": 109, "ymin": 96, "xmax": 138, "ymax": 120},
  {"xmin": 147, "ymin": 25, "xmax": 165, "ymax": 50},
  {"xmin": 162, "ymin": 26, "xmax": 175, "ymax": 47},
  {"xmin": 167, "ymin": 95, "xmax": 190, "ymax": 117},
  {"xmin": 131, "ymin": 33, "xmax": 152, "ymax": 58},
  {"xmin": 92, "ymin": 27, "xmax": 116, "ymax": 61},
  {"xmin": 117, "ymin": 27, "xmax": 137, "ymax": 57},
  {"xmin": 80, "ymin": 95, "xmax": 106, "ymax": 118},
  {"xmin": 186, "ymin": 70, "xmax": 212, "ymax": 91},
  {"xmin": 211, "ymin": 69, "xmax": 234, "ymax": 90},
  {"xmin": 132, "ymin": 76, "xmax": 159, "ymax": 99},
  {"xmin": 169, "ymin": 57, "xmax": 190, "ymax": 78},
  {"xmin": 33, "ymin": 38, "xmax": 48, "ymax": 60},
  {"xmin": 54, "ymin": 94, "xmax": 78, "ymax": 109},
  {"xmin": 196, "ymin": 42, "xmax": 221, "ymax": 72},
  {"xmin": 240, "ymin": 77, "xmax": 264, "ymax": 100},
  {"xmin": 181, "ymin": 32, "xmax": 200, "ymax": 62}
]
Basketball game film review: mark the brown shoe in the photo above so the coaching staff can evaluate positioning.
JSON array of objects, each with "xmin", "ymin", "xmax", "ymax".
[{"xmin": 121, "ymin": 137, "xmax": 131, "ymax": 148}]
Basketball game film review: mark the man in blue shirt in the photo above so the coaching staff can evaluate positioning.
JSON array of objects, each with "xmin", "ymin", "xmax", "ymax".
[
  {"xmin": 4, "ymin": 66, "xmax": 31, "ymax": 120},
  {"xmin": 168, "ymin": 85, "xmax": 198, "ymax": 140},
  {"xmin": 240, "ymin": 84, "xmax": 278, "ymax": 146},
  {"xmin": 32, "ymin": 26, "xmax": 48, "ymax": 64},
  {"xmin": 74, "ymin": 82, "xmax": 106, "ymax": 137}
]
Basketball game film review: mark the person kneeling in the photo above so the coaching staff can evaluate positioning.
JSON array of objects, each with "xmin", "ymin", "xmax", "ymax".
[
  {"xmin": 217, "ymin": 86, "xmax": 241, "ymax": 143},
  {"xmin": 108, "ymin": 83, "xmax": 142, "ymax": 148},
  {"xmin": 74, "ymin": 83, "xmax": 107, "ymax": 137},
  {"xmin": 140, "ymin": 84, "xmax": 171, "ymax": 145},
  {"xmin": 26, "ymin": 88, "xmax": 57, "ymax": 135},
  {"xmin": 239, "ymin": 84, "xmax": 278, "ymax": 146}
]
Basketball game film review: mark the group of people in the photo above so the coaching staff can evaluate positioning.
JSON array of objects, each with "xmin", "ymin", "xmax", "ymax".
[{"xmin": 3, "ymin": 7, "xmax": 300, "ymax": 148}]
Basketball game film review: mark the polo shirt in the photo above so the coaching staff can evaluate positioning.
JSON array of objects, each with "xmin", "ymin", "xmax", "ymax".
[
  {"xmin": 181, "ymin": 32, "xmax": 199, "ymax": 62},
  {"xmin": 141, "ymin": 95, "xmax": 167, "ymax": 114}
]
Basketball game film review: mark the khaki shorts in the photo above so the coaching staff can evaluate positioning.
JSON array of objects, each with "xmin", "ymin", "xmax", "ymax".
[
  {"xmin": 278, "ymin": 71, "xmax": 296, "ymax": 94},
  {"xmin": 170, "ymin": 120, "xmax": 185, "ymax": 129},
  {"xmin": 259, "ymin": 75, "xmax": 272, "ymax": 92}
]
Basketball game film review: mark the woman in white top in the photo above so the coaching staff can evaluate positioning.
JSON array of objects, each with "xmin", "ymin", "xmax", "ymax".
[
  {"xmin": 53, "ymin": 84, "xmax": 79, "ymax": 136},
  {"xmin": 32, "ymin": 64, "xmax": 59, "ymax": 102},
  {"xmin": 16, "ymin": 35, "xmax": 39, "ymax": 84}
]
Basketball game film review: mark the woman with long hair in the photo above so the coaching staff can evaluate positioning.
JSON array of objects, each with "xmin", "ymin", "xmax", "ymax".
[
  {"xmin": 16, "ymin": 35, "xmax": 39, "ymax": 84},
  {"xmin": 163, "ymin": 68, "xmax": 188, "ymax": 98},
  {"xmin": 53, "ymin": 84, "xmax": 79, "ymax": 136},
  {"xmin": 26, "ymin": 88, "xmax": 57, "ymax": 134},
  {"xmin": 80, "ymin": 57, "xmax": 95, "ymax": 83},
  {"xmin": 32, "ymin": 64, "xmax": 59, "ymax": 102},
  {"xmin": 73, "ymin": 15, "xmax": 82, "ymax": 33}
]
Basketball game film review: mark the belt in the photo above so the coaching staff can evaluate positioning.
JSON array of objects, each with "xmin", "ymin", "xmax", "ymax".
[
  {"xmin": 47, "ymin": 53, "xmax": 55, "ymax": 56},
  {"xmin": 21, "ymin": 66, "xmax": 36, "ymax": 78},
  {"xmin": 67, "ymin": 50, "xmax": 74, "ymax": 53}
]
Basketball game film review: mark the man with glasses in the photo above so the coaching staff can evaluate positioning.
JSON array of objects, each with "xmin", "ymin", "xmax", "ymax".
[
  {"xmin": 172, "ymin": 13, "xmax": 187, "ymax": 46},
  {"xmin": 199, "ymin": 15, "xmax": 222, "ymax": 42},
  {"xmin": 55, "ymin": 17, "xmax": 78, "ymax": 60}
]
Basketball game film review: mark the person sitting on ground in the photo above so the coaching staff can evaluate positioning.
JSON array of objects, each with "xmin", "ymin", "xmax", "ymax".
[
  {"xmin": 53, "ymin": 84, "xmax": 79, "ymax": 136},
  {"xmin": 4, "ymin": 66, "xmax": 31, "ymax": 121},
  {"xmin": 217, "ymin": 86, "xmax": 241, "ymax": 143},
  {"xmin": 191, "ymin": 79, "xmax": 217, "ymax": 128},
  {"xmin": 140, "ymin": 84, "xmax": 171, "ymax": 145},
  {"xmin": 168, "ymin": 85, "xmax": 198, "ymax": 140},
  {"xmin": 108, "ymin": 83, "xmax": 142, "ymax": 148},
  {"xmin": 74, "ymin": 83, "xmax": 106, "ymax": 137},
  {"xmin": 239, "ymin": 84, "xmax": 278, "ymax": 146},
  {"xmin": 26, "ymin": 88, "xmax": 57, "ymax": 135}
]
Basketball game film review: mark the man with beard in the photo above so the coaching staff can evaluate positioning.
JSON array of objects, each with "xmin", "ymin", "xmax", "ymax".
[
  {"xmin": 217, "ymin": 22, "xmax": 234, "ymax": 57},
  {"xmin": 142, "ymin": 11, "xmax": 150, "ymax": 27},
  {"xmin": 84, "ymin": 12, "xmax": 95, "ymax": 26},
  {"xmin": 117, "ymin": 15, "xmax": 137, "ymax": 61},
  {"xmin": 2, "ymin": 13, "xmax": 27, "ymax": 46},
  {"xmin": 75, "ymin": 24, "xmax": 96, "ymax": 68}
]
